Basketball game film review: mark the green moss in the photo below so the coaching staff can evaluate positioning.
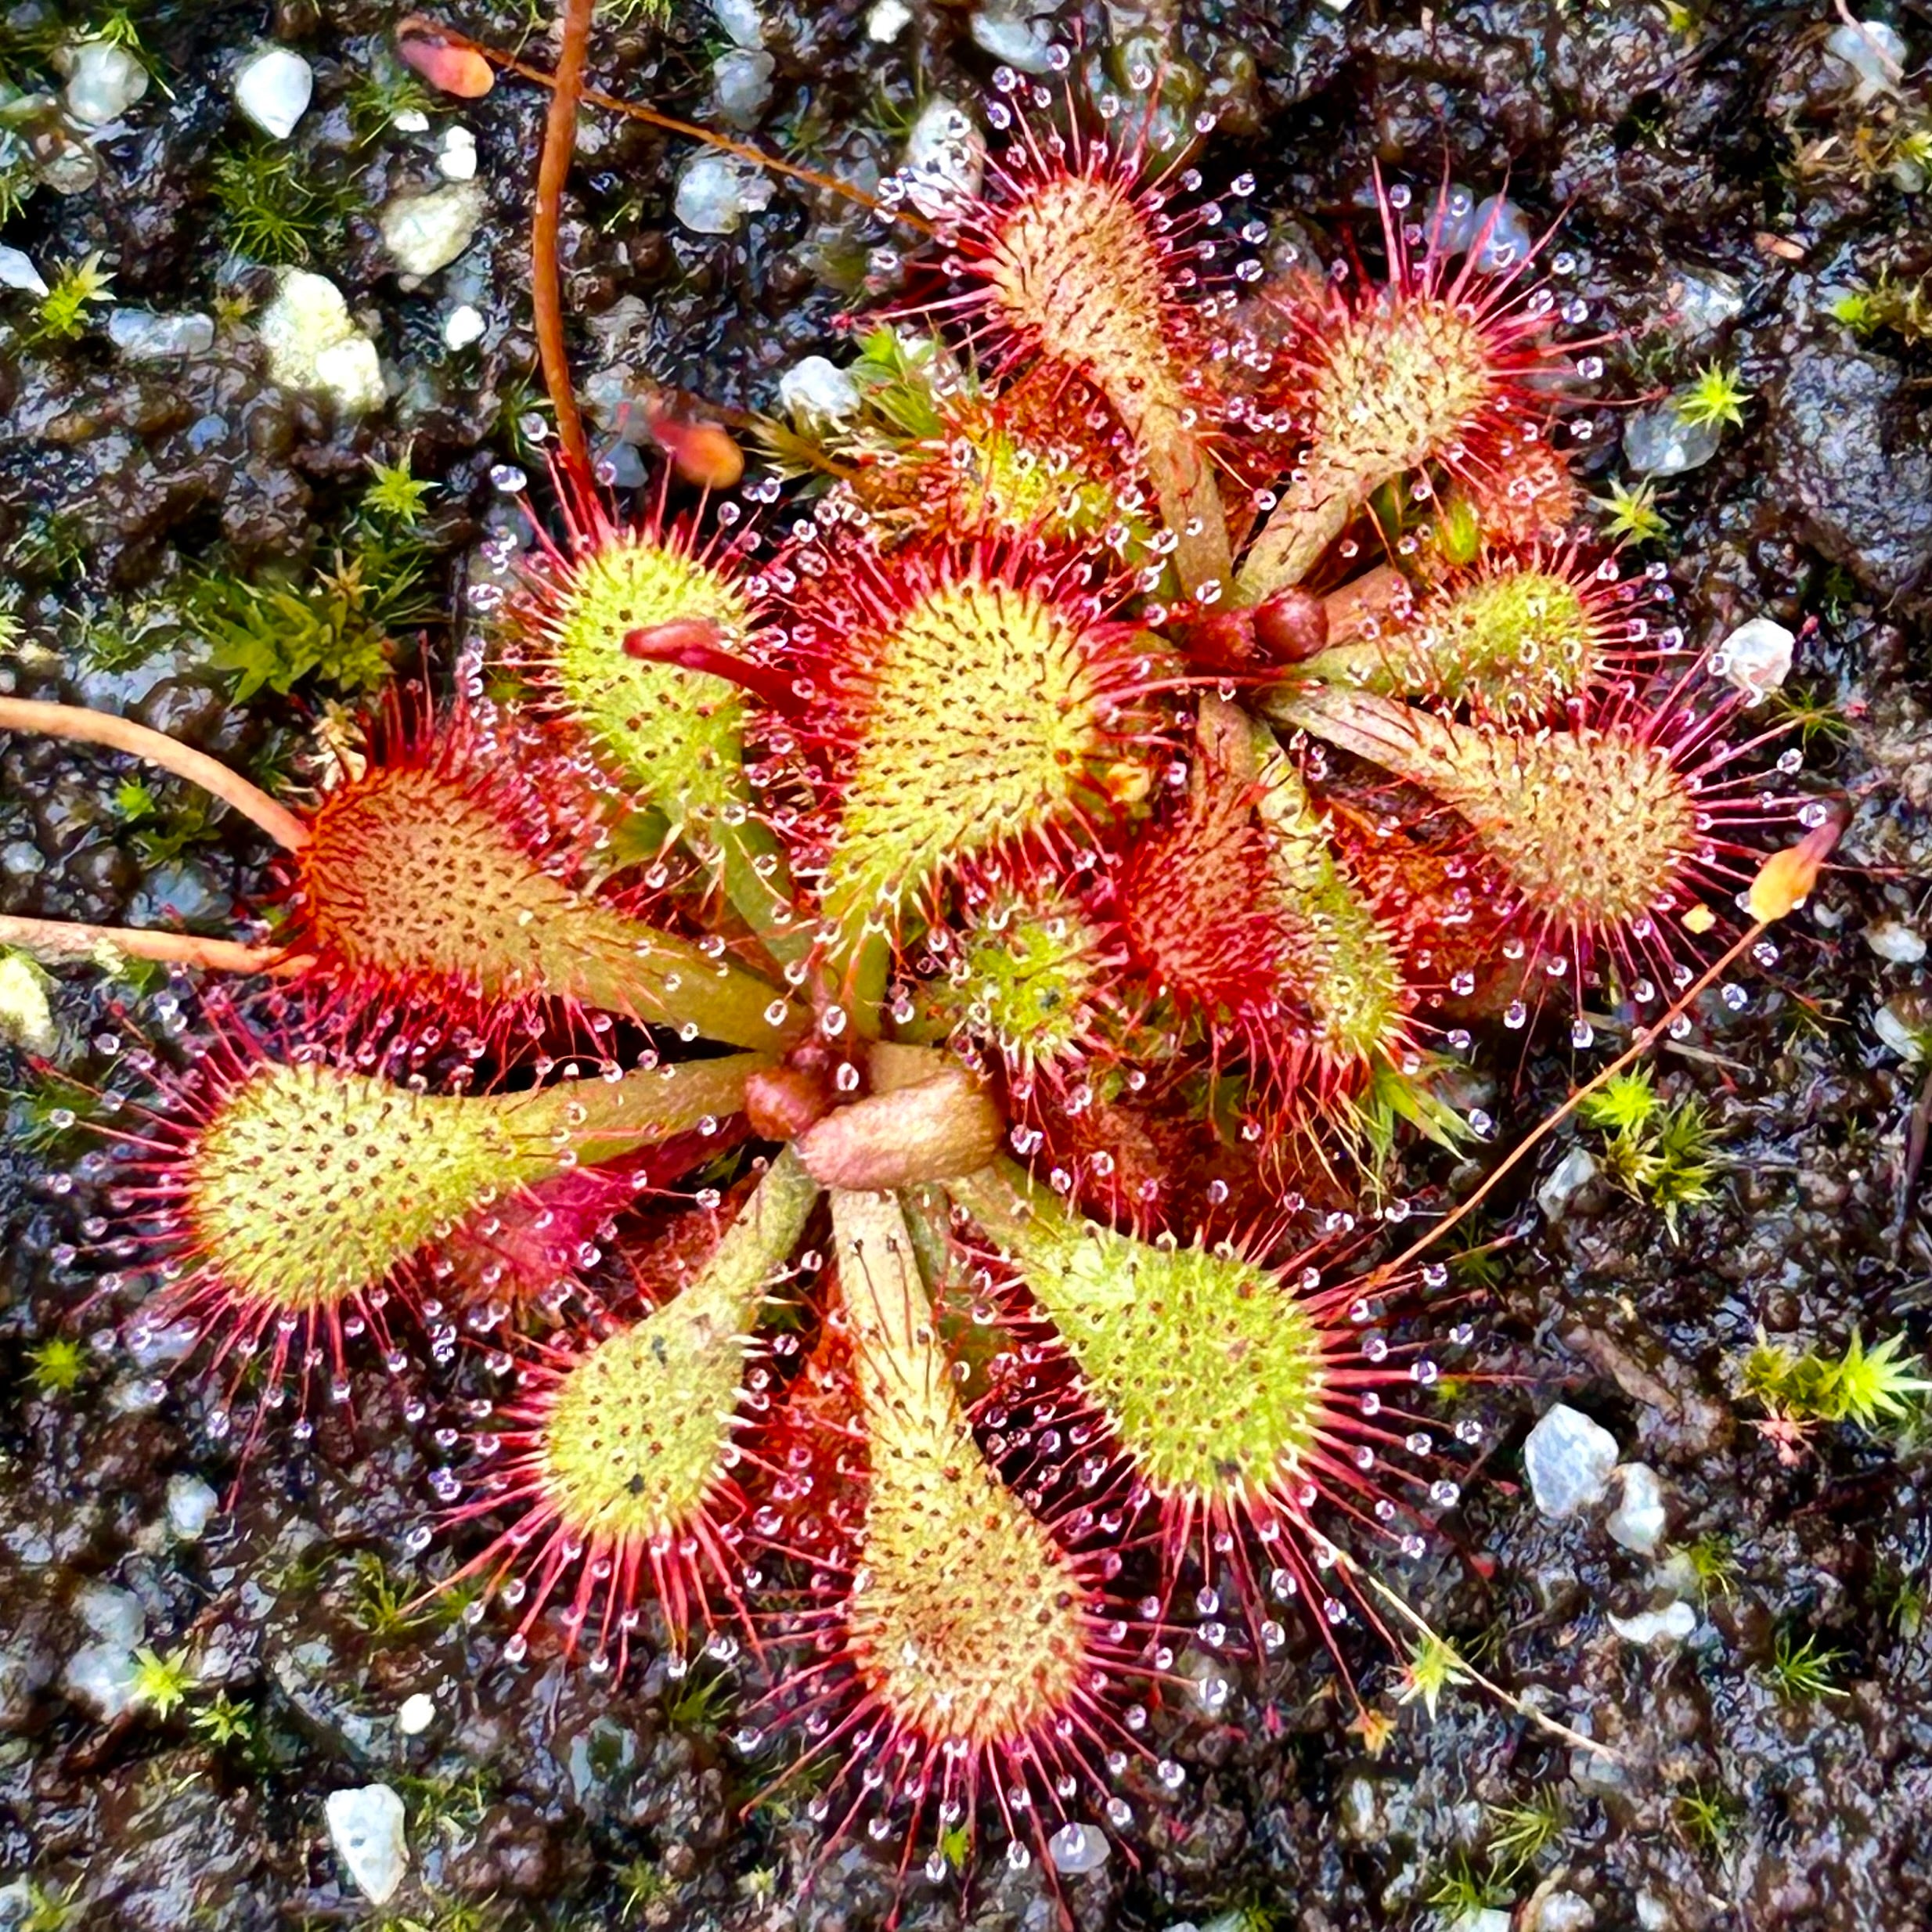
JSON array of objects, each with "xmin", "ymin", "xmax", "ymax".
[
  {"xmin": 344, "ymin": 56, "xmax": 435, "ymax": 147},
  {"xmin": 1396, "ymin": 1627, "xmax": 1471, "ymax": 1722},
  {"xmin": 187, "ymin": 1691, "xmax": 253, "ymax": 1748},
  {"xmin": 128, "ymin": 1645, "xmax": 196, "ymax": 1720},
  {"xmin": 189, "ymin": 545, "xmax": 434, "ymax": 700},
  {"xmin": 1675, "ymin": 360, "xmax": 1751, "ymax": 432},
  {"xmin": 1674, "ymin": 1782, "xmax": 1739, "ymax": 1855},
  {"xmin": 210, "ymin": 143, "xmax": 347, "ymax": 267},
  {"xmin": 1485, "ymin": 1786, "xmax": 1566, "ymax": 1878},
  {"xmin": 1595, "ymin": 474, "xmax": 1671, "ymax": 545},
  {"xmin": 0, "ymin": 135, "xmax": 35, "ymax": 226},
  {"xmin": 1579, "ymin": 1065, "xmax": 1725, "ymax": 1238},
  {"xmin": 362, "ymin": 452, "xmax": 437, "ymax": 530},
  {"xmin": 24, "ymin": 1336, "xmax": 88, "ymax": 1397},
  {"xmin": 1761, "ymin": 1627, "xmax": 1847, "ymax": 1703},
  {"xmin": 1741, "ymin": 1328, "xmax": 1931, "ymax": 1435},
  {"xmin": 20, "ymin": 253, "xmax": 114, "ymax": 347}
]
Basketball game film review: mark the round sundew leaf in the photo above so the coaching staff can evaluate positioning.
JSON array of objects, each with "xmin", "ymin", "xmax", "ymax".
[
  {"xmin": 1253, "ymin": 743, "xmax": 1411, "ymax": 1072},
  {"xmin": 535, "ymin": 1148, "xmax": 820, "ymax": 1545},
  {"xmin": 543, "ymin": 532, "xmax": 757, "ymax": 834},
  {"xmin": 949, "ymin": 1168, "xmax": 1332, "ymax": 1510},
  {"xmin": 297, "ymin": 757, "xmax": 798, "ymax": 1050},
  {"xmin": 176, "ymin": 1054, "xmax": 766, "ymax": 1321},
  {"xmin": 184, "ymin": 1059, "xmax": 541, "ymax": 1319},
  {"xmin": 1299, "ymin": 568, "xmax": 1602, "ymax": 715},
  {"xmin": 1274, "ymin": 687, "xmax": 1704, "ymax": 943},
  {"xmin": 816, "ymin": 571, "xmax": 1147, "ymax": 936},
  {"xmin": 914, "ymin": 892, "xmax": 1115, "ymax": 1078},
  {"xmin": 830, "ymin": 1188, "xmax": 1093, "ymax": 1751}
]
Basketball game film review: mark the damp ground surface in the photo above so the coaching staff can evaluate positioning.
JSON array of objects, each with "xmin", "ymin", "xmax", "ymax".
[{"xmin": 2, "ymin": 2, "xmax": 1930, "ymax": 1929}]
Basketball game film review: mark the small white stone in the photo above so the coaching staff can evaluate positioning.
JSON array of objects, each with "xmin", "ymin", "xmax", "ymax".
[
  {"xmin": 63, "ymin": 39, "xmax": 149, "ymax": 128},
  {"xmin": 380, "ymin": 179, "xmax": 488, "ymax": 278},
  {"xmin": 1714, "ymin": 616, "xmax": 1794, "ymax": 705},
  {"xmin": 1536, "ymin": 1145, "xmax": 1599, "ymax": 1221},
  {"xmin": 1875, "ymin": 998, "xmax": 1930, "ymax": 1062},
  {"xmin": 673, "ymin": 152, "xmax": 775, "ymax": 235},
  {"xmin": 443, "ymin": 303, "xmax": 486, "ymax": 351},
  {"xmin": 970, "ymin": 5, "xmax": 1057, "ymax": 74},
  {"xmin": 77, "ymin": 1581, "xmax": 146, "ymax": 1649},
  {"xmin": 63, "ymin": 1642, "xmax": 143, "ymax": 1721},
  {"xmin": 778, "ymin": 354, "xmax": 862, "ymax": 426},
  {"xmin": 165, "ymin": 1473, "xmax": 219, "ymax": 1541},
  {"xmin": 0, "ymin": 951, "xmax": 55, "ymax": 1052},
  {"xmin": 1608, "ymin": 1600, "xmax": 1697, "ymax": 1647},
  {"xmin": 396, "ymin": 1692, "xmax": 436, "ymax": 1735},
  {"xmin": 1606, "ymin": 1463, "xmax": 1667, "ymax": 1555},
  {"xmin": 393, "ymin": 107, "xmax": 431, "ymax": 134},
  {"xmin": 1826, "ymin": 19, "xmax": 1907, "ymax": 103},
  {"xmin": 712, "ymin": 47, "xmax": 776, "ymax": 129},
  {"xmin": 1046, "ymin": 1820, "xmax": 1110, "ymax": 1875},
  {"xmin": 232, "ymin": 46, "xmax": 314, "ymax": 141},
  {"xmin": 0, "ymin": 243, "xmax": 49, "ymax": 297},
  {"xmin": 897, "ymin": 96, "xmax": 985, "ymax": 221},
  {"xmin": 437, "ymin": 124, "xmax": 478, "ymax": 182},
  {"xmin": 867, "ymin": 0, "xmax": 912, "ymax": 40},
  {"xmin": 711, "ymin": 0, "xmax": 766, "ymax": 49},
  {"xmin": 326, "ymin": 1785, "xmax": 409, "ymax": 1905},
  {"xmin": 1622, "ymin": 400, "xmax": 1722, "ymax": 476},
  {"xmin": 107, "ymin": 308, "xmax": 215, "ymax": 361},
  {"xmin": 313, "ymin": 337, "xmax": 386, "ymax": 414},
  {"xmin": 1524, "ymin": 1404, "xmax": 1620, "ymax": 1521},
  {"xmin": 1447, "ymin": 1912, "xmax": 1512, "ymax": 1932},
  {"xmin": 1865, "ymin": 920, "xmax": 1927, "ymax": 965},
  {"xmin": 260, "ymin": 269, "xmax": 385, "ymax": 414},
  {"xmin": 1528, "ymin": 1891, "xmax": 1595, "ymax": 1932}
]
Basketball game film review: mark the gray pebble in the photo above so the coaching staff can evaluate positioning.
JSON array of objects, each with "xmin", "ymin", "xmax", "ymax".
[
  {"xmin": 326, "ymin": 1784, "xmax": 410, "ymax": 1905},
  {"xmin": 1606, "ymin": 1463, "xmax": 1667, "ymax": 1554},
  {"xmin": 1621, "ymin": 400, "xmax": 1723, "ymax": 476},
  {"xmin": 107, "ymin": 308, "xmax": 216, "ymax": 362},
  {"xmin": 1524, "ymin": 1404, "xmax": 1620, "ymax": 1520}
]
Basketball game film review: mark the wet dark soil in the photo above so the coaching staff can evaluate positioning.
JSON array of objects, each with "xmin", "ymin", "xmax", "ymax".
[{"xmin": 2, "ymin": 2, "xmax": 1931, "ymax": 1930}]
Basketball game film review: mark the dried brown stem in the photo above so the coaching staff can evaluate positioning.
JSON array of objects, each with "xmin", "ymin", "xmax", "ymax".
[
  {"xmin": 534, "ymin": 0, "xmax": 594, "ymax": 479},
  {"xmin": 0, "ymin": 697, "xmax": 308, "ymax": 851},
  {"xmin": 1373, "ymin": 918, "xmax": 1769, "ymax": 1282},
  {"xmin": 1357, "ymin": 1570, "xmax": 1627, "ymax": 1764},
  {"xmin": 0, "ymin": 914, "xmax": 304, "ymax": 978},
  {"xmin": 445, "ymin": 23, "xmax": 932, "ymax": 235}
]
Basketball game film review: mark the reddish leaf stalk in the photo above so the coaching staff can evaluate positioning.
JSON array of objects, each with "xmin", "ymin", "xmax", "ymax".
[
  {"xmin": 422, "ymin": 16, "xmax": 931, "ymax": 235},
  {"xmin": 534, "ymin": 0, "xmax": 595, "ymax": 480},
  {"xmin": 0, "ymin": 697, "xmax": 308, "ymax": 852},
  {"xmin": 621, "ymin": 621, "xmax": 798, "ymax": 713},
  {"xmin": 0, "ymin": 914, "xmax": 304, "ymax": 979}
]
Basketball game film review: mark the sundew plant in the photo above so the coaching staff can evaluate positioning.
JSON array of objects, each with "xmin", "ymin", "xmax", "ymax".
[{"xmin": 0, "ymin": 5, "xmax": 1846, "ymax": 1913}]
